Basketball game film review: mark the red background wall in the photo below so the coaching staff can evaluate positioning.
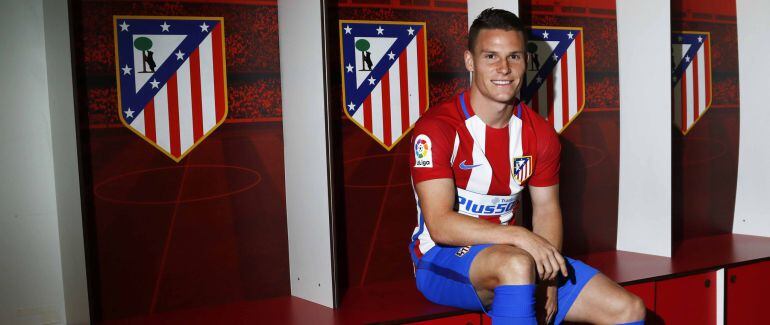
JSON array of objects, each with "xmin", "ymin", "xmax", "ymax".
[
  {"xmin": 71, "ymin": 0, "xmax": 288, "ymax": 321},
  {"xmin": 521, "ymin": 0, "xmax": 620, "ymax": 257},
  {"xmin": 671, "ymin": 0, "xmax": 739, "ymax": 242}
]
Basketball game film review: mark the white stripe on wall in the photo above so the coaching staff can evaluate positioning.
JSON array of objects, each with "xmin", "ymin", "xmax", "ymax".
[
  {"xmin": 389, "ymin": 58, "xmax": 403, "ymax": 144},
  {"xmin": 552, "ymin": 61, "xmax": 564, "ymax": 131},
  {"xmin": 199, "ymin": 33, "xmax": 217, "ymax": 131},
  {"xmin": 154, "ymin": 85, "xmax": 171, "ymax": 152},
  {"xmin": 370, "ymin": 82, "xmax": 384, "ymax": 141},
  {"xmin": 176, "ymin": 59, "xmax": 194, "ymax": 152},
  {"xmin": 407, "ymin": 38, "xmax": 420, "ymax": 123},
  {"xmin": 351, "ymin": 102, "xmax": 364, "ymax": 125},
  {"xmin": 685, "ymin": 58, "xmax": 694, "ymax": 128},
  {"xmin": 697, "ymin": 46, "xmax": 707, "ymax": 116},
  {"xmin": 567, "ymin": 43, "xmax": 578, "ymax": 119},
  {"xmin": 131, "ymin": 110, "xmax": 145, "ymax": 135}
]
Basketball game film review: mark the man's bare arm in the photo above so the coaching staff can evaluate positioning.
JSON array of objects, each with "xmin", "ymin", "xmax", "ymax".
[
  {"xmin": 416, "ymin": 178, "xmax": 524, "ymax": 246},
  {"xmin": 530, "ymin": 184, "xmax": 566, "ymax": 281},
  {"xmin": 416, "ymin": 178, "xmax": 567, "ymax": 279}
]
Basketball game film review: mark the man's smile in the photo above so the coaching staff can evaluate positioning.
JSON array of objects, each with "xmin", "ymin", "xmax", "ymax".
[{"xmin": 491, "ymin": 80, "xmax": 513, "ymax": 86}]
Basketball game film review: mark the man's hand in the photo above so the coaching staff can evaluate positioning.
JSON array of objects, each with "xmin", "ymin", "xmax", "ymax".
[{"xmin": 513, "ymin": 229, "xmax": 568, "ymax": 281}]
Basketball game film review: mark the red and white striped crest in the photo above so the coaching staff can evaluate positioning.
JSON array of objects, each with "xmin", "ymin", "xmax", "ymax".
[
  {"xmin": 512, "ymin": 156, "xmax": 533, "ymax": 185},
  {"xmin": 340, "ymin": 20, "xmax": 429, "ymax": 150},
  {"xmin": 114, "ymin": 16, "xmax": 228, "ymax": 162},
  {"xmin": 672, "ymin": 31, "xmax": 712, "ymax": 135},
  {"xmin": 521, "ymin": 26, "xmax": 585, "ymax": 134}
]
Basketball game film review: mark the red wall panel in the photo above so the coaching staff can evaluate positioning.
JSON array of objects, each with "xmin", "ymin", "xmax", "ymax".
[
  {"xmin": 671, "ymin": 0, "xmax": 740, "ymax": 242},
  {"xmin": 727, "ymin": 260, "xmax": 770, "ymax": 324},
  {"xmin": 72, "ymin": 1, "xmax": 289, "ymax": 321},
  {"xmin": 624, "ymin": 282, "xmax": 656, "ymax": 311},
  {"xmin": 655, "ymin": 272, "xmax": 717, "ymax": 324}
]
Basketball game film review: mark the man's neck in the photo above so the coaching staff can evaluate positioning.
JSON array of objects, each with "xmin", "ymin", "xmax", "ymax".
[{"xmin": 469, "ymin": 88, "xmax": 515, "ymax": 129}]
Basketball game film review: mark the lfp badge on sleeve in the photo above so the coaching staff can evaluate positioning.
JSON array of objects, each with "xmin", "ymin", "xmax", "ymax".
[
  {"xmin": 114, "ymin": 16, "xmax": 228, "ymax": 162},
  {"xmin": 340, "ymin": 20, "xmax": 429, "ymax": 150}
]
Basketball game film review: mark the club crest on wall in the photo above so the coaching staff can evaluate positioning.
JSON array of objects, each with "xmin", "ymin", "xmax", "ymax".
[
  {"xmin": 114, "ymin": 16, "xmax": 228, "ymax": 162},
  {"xmin": 520, "ymin": 26, "xmax": 585, "ymax": 134},
  {"xmin": 672, "ymin": 31, "xmax": 712, "ymax": 135},
  {"xmin": 339, "ymin": 20, "xmax": 429, "ymax": 150}
]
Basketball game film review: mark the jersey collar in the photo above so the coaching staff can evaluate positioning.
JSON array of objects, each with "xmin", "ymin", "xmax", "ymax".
[{"xmin": 457, "ymin": 91, "xmax": 523, "ymax": 121}]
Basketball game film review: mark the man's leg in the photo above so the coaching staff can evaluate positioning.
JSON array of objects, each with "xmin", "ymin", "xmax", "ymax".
[
  {"xmin": 469, "ymin": 245, "xmax": 538, "ymax": 324},
  {"xmin": 563, "ymin": 273, "xmax": 646, "ymax": 324}
]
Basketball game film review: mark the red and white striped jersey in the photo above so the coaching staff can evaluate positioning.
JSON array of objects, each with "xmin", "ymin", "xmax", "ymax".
[{"xmin": 408, "ymin": 92, "xmax": 561, "ymax": 263}]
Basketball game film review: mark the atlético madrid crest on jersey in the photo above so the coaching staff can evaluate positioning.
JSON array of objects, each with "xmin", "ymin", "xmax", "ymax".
[
  {"xmin": 520, "ymin": 26, "xmax": 585, "ymax": 134},
  {"xmin": 512, "ymin": 156, "xmax": 533, "ymax": 185},
  {"xmin": 672, "ymin": 31, "xmax": 712, "ymax": 135},
  {"xmin": 114, "ymin": 16, "xmax": 228, "ymax": 162},
  {"xmin": 340, "ymin": 20, "xmax": 429, "ymax": 150}
]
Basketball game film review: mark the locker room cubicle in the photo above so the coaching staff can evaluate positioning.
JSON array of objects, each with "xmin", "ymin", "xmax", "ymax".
[{"xmin": 38, "ymin": 0, "xmax": 770, "ymax": 323}]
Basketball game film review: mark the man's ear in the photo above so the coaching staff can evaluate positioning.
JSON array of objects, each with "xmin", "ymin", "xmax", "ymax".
[{"xmin": 464, "ymin": 50, "xmax": 474, "ymax": 72}]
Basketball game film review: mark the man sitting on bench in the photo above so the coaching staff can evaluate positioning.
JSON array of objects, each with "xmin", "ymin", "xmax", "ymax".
[{"xmin": 408, "ymin": 8, "xmax": 646, "ymax": 324}]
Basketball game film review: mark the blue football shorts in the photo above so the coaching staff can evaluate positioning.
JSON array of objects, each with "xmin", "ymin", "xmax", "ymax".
[{"xmin": 415, "ymin": 244, "xmax": 599, "ymax": 324}]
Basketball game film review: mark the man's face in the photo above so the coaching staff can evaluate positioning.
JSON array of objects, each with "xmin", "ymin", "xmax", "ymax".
[{"xmin": 465, "ymin": 29, "xmax": 527, "ymax": 106}]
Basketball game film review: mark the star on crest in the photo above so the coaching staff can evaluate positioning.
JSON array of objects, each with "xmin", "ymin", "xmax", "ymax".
[
  {"xmin": 348, "ymin": 102, "xmax": 356, "ymax": 112},
  {"xmin": 161, "ymin": 21, "xmax": 171, "ymax": 32},
  {"xmin": 344, "ymin": 25, "xmax": 352, "ymax": 34},
  {"xmin": 388, "ymin": 51, "xmax": 396, "ymax": 60},
  {"xmin": 200, "ymin": 22, "xmax": 209, "ymax": 32},
  {"xmin": 567, "ymin": 31, "xmax": 574, "ymax": 39},
  {"xmin": 175, "ymin": 50, "xmax": 185, "ymax": 60},
  {"xmin": 407, "ymin": 27, "xmax": 415, "ymax": 35},
  {"xmin": 536, "ymin": 76, "xmax": 543, "ymax": 84},
  {"xmin": 368, "ymin": 76, "xmax": 376, "ymax": 85},
  {"xmin": 542, "ymin": 30, "xmax": 549, "ymax": 39},
  {"xmin": 553, "ymin": 53, "xmax": 558, "ymax": 61},
  {"xmin": 124, "ymin": 108, "xmax": 134, "ymax": 118},
  {"xmin": 685, "ymin": 55, "xmax": 690, "ymax": 62},
  {"xmin": 119, "ymin": 21, "xmax": 129, "ymax": 32},
  {"xmin": 150, "ymin": 79, "xmax": 160, "ymax": 89},
  {"xmin": 345, "ymin": 63, "xmax": 354, "ymax": 73},
  {"xmin": 376, "ymin": 26, "xmax": 384, "ymax": 35},
  {"xmin": 121, "ymin": 64, "xmax": 132, "ymax": 75},
  {"xmin": 698, "ymin": 36, "xmax": 703, "ymax": 43}
]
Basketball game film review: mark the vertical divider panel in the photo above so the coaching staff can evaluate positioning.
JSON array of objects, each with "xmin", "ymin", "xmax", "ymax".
[
  {"xmin": 733, "ymin": 0, "xmax": 770, "ymax": 237},
  {"xmin": 278, "ymin": 0, "xmax": 335, "ymax": 307},
  {"xmin": 616, "ymin": 0, "xmax": 672, "ymax": 257},
  {"xmin": 42, "ymin": 0, "xmax": 90, "ymax": 322},
  {"xmin": 467, "ymin": 0, "xmax": 519, "ymax": 24}
]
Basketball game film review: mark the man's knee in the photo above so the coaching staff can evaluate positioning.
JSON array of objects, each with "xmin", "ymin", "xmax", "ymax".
[
  {"xmin": 489, "ymin": 246, "xmax": 536, "ymax": 285},
  {"xmin": 613, "ymin": 292, "xmax": 646, "ymax": 322}
]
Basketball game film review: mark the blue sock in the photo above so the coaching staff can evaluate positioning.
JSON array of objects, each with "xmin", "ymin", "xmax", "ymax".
[
  {"xmin": 488, "ymin": 284, "xmax": 537, "ymax": 325},
  {"xmin": 619, "ymin": 321, "xmax": 644, "ymax": 325}
]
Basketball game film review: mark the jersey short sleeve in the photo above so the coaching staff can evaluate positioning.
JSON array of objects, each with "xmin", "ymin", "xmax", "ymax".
[
  {"xmin": 528, "ymin": 118, "xmax": 561, "ymax": 187},
  {"xmin": 409, "ymin": 118, "xmax": 454, "ymax": 184}
]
